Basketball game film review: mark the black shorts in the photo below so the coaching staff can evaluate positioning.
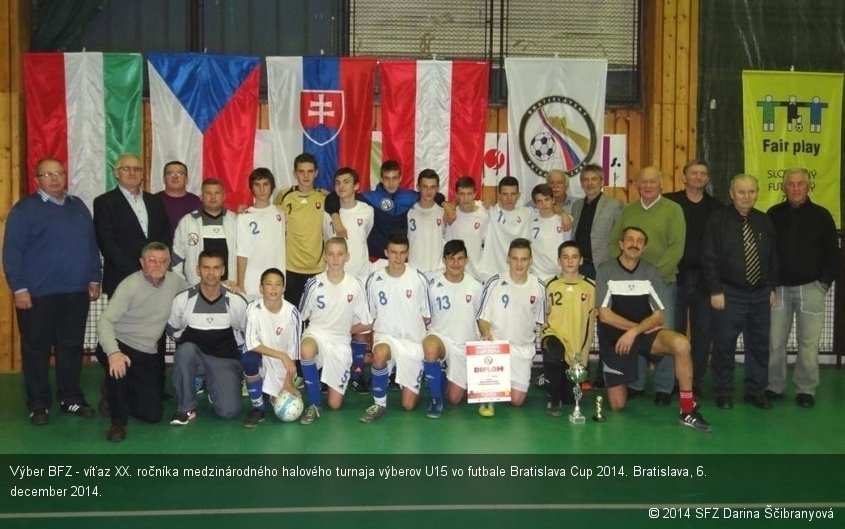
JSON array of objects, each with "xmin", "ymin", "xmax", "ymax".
[{"xmin": 599, "ymin": 332, "xmax": 661, "ymax": 388}]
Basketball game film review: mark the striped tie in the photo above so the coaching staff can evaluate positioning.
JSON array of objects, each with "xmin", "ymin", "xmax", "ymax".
[{"xmin": 742, "ymin": 216, "xmax": 762, "ymax": 286}]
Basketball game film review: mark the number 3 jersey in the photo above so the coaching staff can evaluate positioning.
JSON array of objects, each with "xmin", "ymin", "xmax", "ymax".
[{"xmin": 365, "ymin": 266, "xmax": 431, "ymax": 342}]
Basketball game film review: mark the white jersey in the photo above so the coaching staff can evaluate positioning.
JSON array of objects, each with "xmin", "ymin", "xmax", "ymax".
[
  {"xmin": 365, "ymin": 266, "xmax": 431, "ymax": 342},
  {"xmin": 427, "ymin": 272, "xmax": 483, "ymax": 343},
  {"xmin": 244, "ymin": 299, "xmax": 302, "ymax": 397},
  {"xmin": 530, "ymin": 214, "xmax": 572, "ymax": 281},
  {"xmin": 477, "ymin": 204, "xmax": 532, "ymax": 280},
  {"xmin": 407, "ymin": 202, "xmax": 445, "ymax": 276},
  {"xmin": 477, "ymin": 272, "xmax": 546, "ymax": 350},
  {"xmin": 322, "ymin": 201, "xmax": 374, "ymax": 281},
  {"xmin": 298, "ymin": 271, "xmax": 371, "ymax": 342},
  {"xmin": 444, "ymin": 202, "xmax": 488, "ymax": 281},
  {"xmin": 244, "ymin": 299, "xmax": 301, "ymax": 360},
  {"xmin": 236, "ymin": 205, "xmax": 286, "ymax": 299}
]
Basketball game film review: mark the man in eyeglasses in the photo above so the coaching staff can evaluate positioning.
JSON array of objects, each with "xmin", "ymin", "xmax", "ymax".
[
  {"xmin": 93, "ymin": 153, "xmax": 171, "ymax": 298},
  {"xmin": 3, "ymin": 158, "xmax": 102, "ymax": 426},
  {"xmin": 155, "ymin": 160, "xmax": 201, "ymax": 242}
]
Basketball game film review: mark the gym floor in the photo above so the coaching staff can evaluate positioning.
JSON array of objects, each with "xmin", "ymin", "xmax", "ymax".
[{"xmin": 1, "ymin": 363, "xmax": 843, "ymax": 528}]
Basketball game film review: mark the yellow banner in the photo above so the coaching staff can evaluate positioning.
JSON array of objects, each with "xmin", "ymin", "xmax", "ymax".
[{"xmin": 742, "ymin": 70, "xmax": 843, "ymax": 226}]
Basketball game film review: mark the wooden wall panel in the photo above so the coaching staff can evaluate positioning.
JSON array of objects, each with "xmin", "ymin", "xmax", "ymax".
[
  {"xmin": 0, "ymin": 0, "xmax": 28, "ymax": 372},
  {"xmin": 641, "ymin": 0, "xmax": 700, "ymax": 196},
  {"xmin": 2, "ymin": 1, "xmax": 700, "ymax": 372}
]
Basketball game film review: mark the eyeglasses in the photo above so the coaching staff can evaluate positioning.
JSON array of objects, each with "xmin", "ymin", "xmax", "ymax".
[
  {"xmin": 36, "ymin": 171, "xmax": 65, "ymax": 179},
  {"xmin": 117, "ymin": 166, "xmax": 144, "ymax": 173},
  {"xmin": 165, "ymin": 171, "xmax": 186, "ymax": 177}
]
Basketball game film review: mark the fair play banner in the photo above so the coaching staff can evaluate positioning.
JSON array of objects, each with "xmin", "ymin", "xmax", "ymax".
[{"xmin": 742, "ymin": 70, "xmax": 843, "ymax": 225}]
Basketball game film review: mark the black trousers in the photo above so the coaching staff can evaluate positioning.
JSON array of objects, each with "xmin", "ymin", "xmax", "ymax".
[
  {"xmin": 284, "ymin": 270, "xmax": 316, "ymax": 308},
  {"xmin": 16, "ymin": 291, "xmax": 89, "ymax": 412},
  {"xmin": 96, "ymin": 342, "xmax": 163, "ymax": 427}
]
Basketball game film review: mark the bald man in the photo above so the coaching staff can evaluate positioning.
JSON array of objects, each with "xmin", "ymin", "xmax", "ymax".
[{"xmin": 608, "ymin": 166, "xmax": 686, "ymax": 405}]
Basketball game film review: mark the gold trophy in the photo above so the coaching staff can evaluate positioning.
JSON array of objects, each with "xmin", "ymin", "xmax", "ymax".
[
  {"xmin": 565, "ymin": 351, "xmax": 587, "ymax": 425},
  {"xmin": 593, "ymin": 395, "xmax": 606, "ymax": 422}
]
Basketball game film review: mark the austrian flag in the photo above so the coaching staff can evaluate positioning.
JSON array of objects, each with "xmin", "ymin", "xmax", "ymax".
[{"xmin": 379, "ymin": 60, "xmax": 489, "ymax": 198}]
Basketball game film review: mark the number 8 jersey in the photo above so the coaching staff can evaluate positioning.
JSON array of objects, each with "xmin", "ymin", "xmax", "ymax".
[{"xmin": 365, "ymin": 266, "xmax": 431, "ymax": 342}]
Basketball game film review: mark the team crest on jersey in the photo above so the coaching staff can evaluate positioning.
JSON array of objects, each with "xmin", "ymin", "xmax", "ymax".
[
  {"xmin": 357, "ymin": 218, "xmax": 363, "ymax": 226},
  {"xmin": 474, "ymin": 221, "xmax": 481, "ymax": 229},
  {"xmin": 581, "ymin": 293, "xmax": 588, "ymax": 302},
  {"xmin": 529, "ymin": 295, "xmax": 536, "ymax": 304},
  {"xmin": 275, "ymin": 213, "xmax": 282, "ymax": 222},
  {"xmin": 188, "ymin": 233, "xmax": 199, "ymax": 246},
  {"xmin": 379, "ymin": 197, "xmax": 395, "ymax": 211},
  {"xmin": 465, "ymin": 294, "xmax": 472, "ymax": 303},
  {"xmin": 315, "ymin": 202, "xmax": 322, "ymax": 210},
  {"xmin": 347, "ymin": 294, "xmax": 354, "ymax": 303},
  {"xmin": 436, "ymin": 218, "xmax": 442, "ymax": 226},
  {"xmin": 405, "ymin": 289, "xmax": 412, "ymax": 298},
  {"xmin": 275, "ymin": 326, "xmax": 283, "ymax": 336},
  {"xmin": 516, "ymin": 216, "xmax": 522, "ymax": 224}
]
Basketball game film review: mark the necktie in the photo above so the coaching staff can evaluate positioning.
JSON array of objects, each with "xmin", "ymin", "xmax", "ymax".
[{"xmin": 742, "ymin": 216, "xmax": 761, "ymax": 286}]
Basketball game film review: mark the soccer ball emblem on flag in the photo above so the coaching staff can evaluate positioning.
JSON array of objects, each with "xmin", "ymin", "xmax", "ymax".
[{"xmin": 518, "ymin": 95, "xmax": 597, "ymax": 179}]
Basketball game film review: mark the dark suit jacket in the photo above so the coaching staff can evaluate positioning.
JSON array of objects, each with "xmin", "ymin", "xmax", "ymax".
[{"xmin": 93, "ymin": 188, "xmax": 171, "ymax": 296}]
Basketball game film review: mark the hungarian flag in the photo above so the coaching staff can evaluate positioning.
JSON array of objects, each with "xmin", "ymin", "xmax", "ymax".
[
  {"xmin": 266, "ymin": 56, "xmax": 376, "ymax": 191},
  {"xmin": 379, "ymin": 60, "xmax": 489, "ymax": 199},
  {"xmin": 23, "ymin": 52, "xmax": 143, "ymax": 211},
  {"xmin": 148, "ymin": 53, "xmax": 260, "ymax": 210}
]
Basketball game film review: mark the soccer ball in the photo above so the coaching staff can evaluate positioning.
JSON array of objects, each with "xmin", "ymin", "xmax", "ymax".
[
  {"xmin": 273, "ymin": 390, "xmax": 304, "ymax": 422},
  {"xmin": 530, "ymin": 132, "xmax": 556, "ymax": 161}
]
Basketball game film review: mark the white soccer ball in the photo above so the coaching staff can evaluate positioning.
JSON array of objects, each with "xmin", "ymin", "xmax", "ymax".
[
  {"xmin": 530, "ymin": 132, "xmax": 556, "ymax": 161},
  {"xmin": 273, "ymin": 390, "xmax": 304, "ymax": 422}
]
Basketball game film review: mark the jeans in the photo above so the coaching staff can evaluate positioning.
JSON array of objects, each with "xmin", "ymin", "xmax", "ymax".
[
  {"xmin": 768, "ymin": 282, "xmax": 827, "ymax": 396},
  {"xmin": 629, "ymin": 281, "xmax": 676, "ymax": 393},
  {"xmin": 676, "ymin": 270, "xmax": 713, "ymax": 388},
  {"xmin": 711, "ymin": 284, "xmax": 770, "ymax": 397}
]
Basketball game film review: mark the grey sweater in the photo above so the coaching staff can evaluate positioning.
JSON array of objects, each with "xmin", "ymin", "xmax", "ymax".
[{"xmin": 98, "ymin": 271, "xmax": 188, "ymax": 355}]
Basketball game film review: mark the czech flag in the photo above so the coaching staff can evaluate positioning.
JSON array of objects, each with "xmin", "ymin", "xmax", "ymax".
[
  {"xmin": 266, "ymin": 57, "xmax": 376, "ymax": 191},
  {"xmin": 148, "ymin": 53, "xmax": 260, "ymax": 210}
]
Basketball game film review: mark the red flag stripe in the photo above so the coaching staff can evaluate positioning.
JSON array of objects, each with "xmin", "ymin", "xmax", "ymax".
[{"xmin": 23, "ymin": 53, "xmax": 69, "ymax": 188}]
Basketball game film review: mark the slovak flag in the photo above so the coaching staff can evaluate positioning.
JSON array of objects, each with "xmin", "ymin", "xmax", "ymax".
[
  {"xmin": 266, "ymin": 57, "xmax": 376, "ymax": 191},
  {"xmin": 379, "ymin": 60, "xmax": 489, "ymax": 199},
  {"xmin": 148, "ymin": 53, "xmax": 261, "ymax": 209}
]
